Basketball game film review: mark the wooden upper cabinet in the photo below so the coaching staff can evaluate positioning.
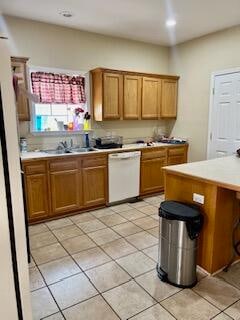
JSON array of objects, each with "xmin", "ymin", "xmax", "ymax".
[
  {"xmin": 123, "ymin": 75, "xmax": 142, "ymax": 119},
  {"xmin": 103, "ymin": 72, "xmax": 123, "ymax": 120},
  {"xmin": 91, "ymin": 68, "xmax": 179, "ymax": 121},
  {"xmin": 161, "ymin": 79, "xmax": 178, "ymax": 118},
  {"xmin": 11, "ymin": 57, "xmax": 30, "ymax": 121},
  {"xmin": 142, "ymin": 77, "xmax": 161, "ymax": 119}
]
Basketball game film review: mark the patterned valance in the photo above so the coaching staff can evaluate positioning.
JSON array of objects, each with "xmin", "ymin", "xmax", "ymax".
[{"xmin": 31, "ymin": 72, "xmax": 86, "ymax": 104}]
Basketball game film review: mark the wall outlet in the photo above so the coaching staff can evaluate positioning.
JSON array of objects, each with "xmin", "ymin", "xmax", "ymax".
[{"xmin": 193, "ymin": 193, "xmax": 205, "ymax": 204}]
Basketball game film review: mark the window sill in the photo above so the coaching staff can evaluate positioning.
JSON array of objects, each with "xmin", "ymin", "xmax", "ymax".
[{"xmin": 30, "ymin": 130, "xmax": 93, "ymax": 136}]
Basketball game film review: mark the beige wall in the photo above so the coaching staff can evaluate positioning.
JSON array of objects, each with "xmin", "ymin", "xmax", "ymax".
[
  {"xmin": 3, "ymin": 15, "xmax": 170, "ymax": 150},
  {"xmin": 169, "ymin": 25, "xmax": 240, "ymax": 161},
  {"xmin": 4, "ymin": 15, "xmax": 240, "ymax": 158}
]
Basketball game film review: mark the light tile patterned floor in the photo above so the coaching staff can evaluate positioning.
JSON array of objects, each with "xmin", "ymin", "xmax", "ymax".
[{"xmin": 29, "ymin": 194, "xmax": 240, "ymax": 320}]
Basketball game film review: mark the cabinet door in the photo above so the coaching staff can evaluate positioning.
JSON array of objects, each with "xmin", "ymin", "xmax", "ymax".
[
  {"xmin": 140, "ymin": 158, "xmax": 167, "ymax": 195},
  {"xmin": 103, "ymin": 72, "xmax": 123, "ymax": 119},
  {"xmin": 82, "ymin": 166, "xmax": 107, "ymax": 207},
  {"xmin": 50, "ymin": 169, "xmax": 81, "ymax": 215},
  {"xmin": 123, "ymin": 75, "xmax": 142, "ymax": 119},
  {"xmin": 168, "ymin": 147, "xmax": 187, "ymax": 165},
  {"xmin": 161, "ymin": 79, "xmax": 178, "ymax": 118},
  {"xmin": 11, "ymin": 57, "xmax": 30, "ymax": 121},
  {"xmin": 142, "ymin": 77, "xmax": 161, "ymax": 119},
  {"xmin": 168, "ymin": 155, "xmax": 186, "ymax": 165},
  {"xmin": 25, "ymin": 174, "xmax": 49, "ymax": 222}
]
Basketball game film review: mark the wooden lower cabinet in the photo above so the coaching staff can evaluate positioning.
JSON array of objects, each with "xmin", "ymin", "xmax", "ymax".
[
  {"xmin": 50, "ymin": 169, "xmax": 81, "ymax": 215},
  {"xmin": 168, "ymin": 146, "xmax": 187, "ymax": 165},
  {"xmin": 82, "ymin": 166, "xmax": 107, "ymax": 207},
  {"xmin": 25, "ymin": 173, "xmax": 49, "ymax": 221},
  {"xmin": 168, "ymin": 154, "xmax": 186, "ymax": 165},
  {"xmin": 140, "ymin": 157, "xmax": 167, "ymax": 195},
  {"xmin": 23, "ymin": 146, "xmax": 187, "ymax": 223}
]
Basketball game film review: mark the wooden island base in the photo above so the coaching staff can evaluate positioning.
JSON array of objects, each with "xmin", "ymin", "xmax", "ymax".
[{"xmin": 164, "ymin": 170, "xmax": 240, "ymax": 274}]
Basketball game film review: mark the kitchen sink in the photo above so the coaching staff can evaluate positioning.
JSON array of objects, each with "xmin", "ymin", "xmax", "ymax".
[
  {"xmin": 72, "ymin": 147, "xmax": 98, "ymax": 153},
  {"xmin": 43, "ymin": 149, "xmax": 73, "ymax": 154},
  {"xmin": 43, "ymin": 147, "xmax": 98, "ymax": 154}
]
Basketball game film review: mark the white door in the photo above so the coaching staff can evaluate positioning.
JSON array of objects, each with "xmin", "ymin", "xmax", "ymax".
[{"xmin": 208, "ymin": 71, "xmax": 240, "ymax": 159}]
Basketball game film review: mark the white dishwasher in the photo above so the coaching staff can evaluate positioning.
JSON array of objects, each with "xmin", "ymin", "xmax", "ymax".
[{"xmin": 108, "ymin": 151, "xmax": 141, "ymax": 203}]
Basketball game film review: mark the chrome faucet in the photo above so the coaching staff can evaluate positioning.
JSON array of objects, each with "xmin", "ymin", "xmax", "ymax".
[{"xmin": 57, "ymin": 139, "xmax": 74, "ymax": 152}]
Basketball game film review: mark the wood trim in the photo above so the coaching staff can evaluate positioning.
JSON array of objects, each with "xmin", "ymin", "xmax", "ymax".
[
  {"xmin": 11, "ymin": 56, "xmax": 29, "ymax": 63},
  {"xmin": 163, "ymin": 167, "xmax": 240, "ymax": 193},
  {"xmin": 91, "ymin": 67, "xmax": 179, "ymax": 80},
  {"xmin": 92, "ymin": 70, "xmax": 103, "ymax": 121}
]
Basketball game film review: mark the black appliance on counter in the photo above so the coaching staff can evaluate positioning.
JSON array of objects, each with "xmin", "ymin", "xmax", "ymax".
[{"xmin": 94, "ymin": 136, "xmax": 123, "ymax": 149}]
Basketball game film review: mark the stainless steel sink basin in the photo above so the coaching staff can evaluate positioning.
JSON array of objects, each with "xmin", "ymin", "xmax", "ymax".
[
  {"xmin": 43, "ymin": 147, "xmax": 98, "ymax": 155},
  {"xmin": 43, "ymin": 149, "xmax": 73, "ymax": 155},
  {"xmin": 72, "ymin": 147, "xmax": 97, "ymax": 153}
]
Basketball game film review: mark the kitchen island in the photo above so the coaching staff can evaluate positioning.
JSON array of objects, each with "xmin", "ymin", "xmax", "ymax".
[{"xmin": 163, "ymin": 155, "xmax": 240, "ymax": 274}]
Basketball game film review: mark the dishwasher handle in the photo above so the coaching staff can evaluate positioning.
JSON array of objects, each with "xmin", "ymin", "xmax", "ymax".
[{"xmin": 109, "ymin": 151, "xmax": 141, "ymax": 160}]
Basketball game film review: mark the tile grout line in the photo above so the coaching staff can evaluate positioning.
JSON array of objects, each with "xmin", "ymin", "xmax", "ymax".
[{"xmin": 30, "ymin": 195, "xmax": 240, "ymax": 320}]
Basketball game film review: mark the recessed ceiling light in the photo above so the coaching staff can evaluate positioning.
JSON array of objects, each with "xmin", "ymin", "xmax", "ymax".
[
  {"xmin": 60, "ymin": 11, "xmax": 73, "ymax": 18},
  {"xmin": 166, "ymin": 19, "xmax": 176, "ymax": 27}
]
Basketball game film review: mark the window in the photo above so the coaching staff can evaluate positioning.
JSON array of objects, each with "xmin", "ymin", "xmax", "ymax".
[{"xmin": 29, "ymin": 67, "xmax": 89, "ymax": 133}]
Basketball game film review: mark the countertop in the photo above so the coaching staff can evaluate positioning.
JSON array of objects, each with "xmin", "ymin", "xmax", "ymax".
[
  {"xmin": 164, "ymin": 155, "xmax": 240, "ymax": 192},
  {"xmin": 20, "ymin": 142, "xmax": 185, "ymax": 161}
]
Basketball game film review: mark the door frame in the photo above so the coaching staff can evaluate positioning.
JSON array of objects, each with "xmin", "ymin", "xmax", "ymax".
[{"xmin": 207, "ymin": 67, "xmax": 240, "ymax": 159}]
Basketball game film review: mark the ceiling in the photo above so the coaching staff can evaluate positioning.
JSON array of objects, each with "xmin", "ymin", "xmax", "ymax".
[{"xmin": 0, "ymin": 0, "xmax": 240, "ymax": 45}]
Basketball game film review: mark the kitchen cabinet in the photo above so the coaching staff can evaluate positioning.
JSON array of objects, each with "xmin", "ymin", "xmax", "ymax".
[
  {"xmin": 103, "ymin": 72, "xmax": 123, "ymax": 119},
  {"xmin": 22, "ymin": 154, "xmax": 107, "ymax": 223},
  {"xmin": 161, "ymin": 79, "xmax": 178, "ymax": 118},
  {"xmin": 140, "ymin": 148, "xmax": 167, "ymax": 195},
  {"xmin": 22, "ymin": 145, "xmax": 187, "ymax": 223},
  {"xmin": 168, "ymin": 146, "xmax": 187, "ymax": 165},
  {"xmin": 91, "ymin": 68, "xmax": 179, "ymax": 121},
  {"xmin": 123, "ymin": 75, "xmax": 142, "ymax": 119},
  {"xmin": 11, "ymin": 56, "xmax": 30, "ymax": 121},
  {"xmin": 142, "ymin": 77, "xmax": 161, "ymax": 119},
  {"xmin": 140, "ymin": 145, "xmax": 188, "ymax": 196},
  {"xmin": 49, "ymin": 158, "xmax": 81, "ymax": 214},
  {"xmin": 23, "ymin": 161, "xmax": 49, "ymax": 222},
  {"xmin": 92, "ymin": 69, "xmax": 123, "ymax": 121},
  {"xmin": 82, "ymin": 156, "xmax": 107, "ymax": 207}
]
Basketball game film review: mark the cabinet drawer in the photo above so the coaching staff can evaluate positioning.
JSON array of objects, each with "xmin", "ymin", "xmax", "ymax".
[
  {"xmin": 82, "ymin": 156, "xmax": 107, "ymax": 168},
  {"xmin": 168, "ymin": 147, "xmax": 186, "ymax": 156},
  {"xmin": 24, "ymin": 162, "xmax": 46, "ymax": 175},
  {"xmin": 141, "ymin": 148, "xmax": 167, "ymax": 160},
  {"xmin": 49, "ymin": 159, "xmax": 78, "ymax": 172}
]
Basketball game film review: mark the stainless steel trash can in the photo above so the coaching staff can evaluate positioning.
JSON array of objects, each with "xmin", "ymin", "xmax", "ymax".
[{"xmin": 157, "ymin": 201, "xmax": 203, "ymax": 288}]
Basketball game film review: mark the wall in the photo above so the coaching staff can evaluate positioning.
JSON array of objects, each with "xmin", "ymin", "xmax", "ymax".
[
  {"xmin": 2, "ymin": 15, "xmax": 170, "ymax": 150},
  {"xmin": 169, "ymin": 25, "xmax": 240, "ymax": 161}
]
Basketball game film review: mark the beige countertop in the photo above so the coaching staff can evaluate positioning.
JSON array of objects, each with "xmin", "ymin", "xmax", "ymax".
[
  {"xmin": 20, "ymin": 142, "xmax": 182, "ymax": 161},
  {"xmin": 164, "ymin": 155, "xmax": 240, "ymax": 192}
]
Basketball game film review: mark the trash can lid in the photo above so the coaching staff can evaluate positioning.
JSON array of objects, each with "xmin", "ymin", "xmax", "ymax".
[{"xmin": 159, "ymin": 200, "xmax": 201, "ymax": 221}]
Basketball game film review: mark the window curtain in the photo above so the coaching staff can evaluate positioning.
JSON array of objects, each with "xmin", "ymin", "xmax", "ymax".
[{"xmin": 31, "ymin": 72, "xmax": 86, "ymax": 104}]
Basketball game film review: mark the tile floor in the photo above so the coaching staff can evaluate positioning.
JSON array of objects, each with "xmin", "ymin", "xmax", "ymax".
[{"xmin": 29, "ymin": 194, "xmax": 240, "ymax": 320}]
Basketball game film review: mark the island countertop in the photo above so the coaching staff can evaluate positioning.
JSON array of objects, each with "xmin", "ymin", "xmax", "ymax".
[{"xmin": 163, "ymin": 155, "xmax": 240, "ymax": 192}]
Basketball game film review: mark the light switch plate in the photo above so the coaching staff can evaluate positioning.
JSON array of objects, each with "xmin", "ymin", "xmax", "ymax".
[{"xmin": 193, "ymin": 193, "xmax": 205, "ymax": 204}]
